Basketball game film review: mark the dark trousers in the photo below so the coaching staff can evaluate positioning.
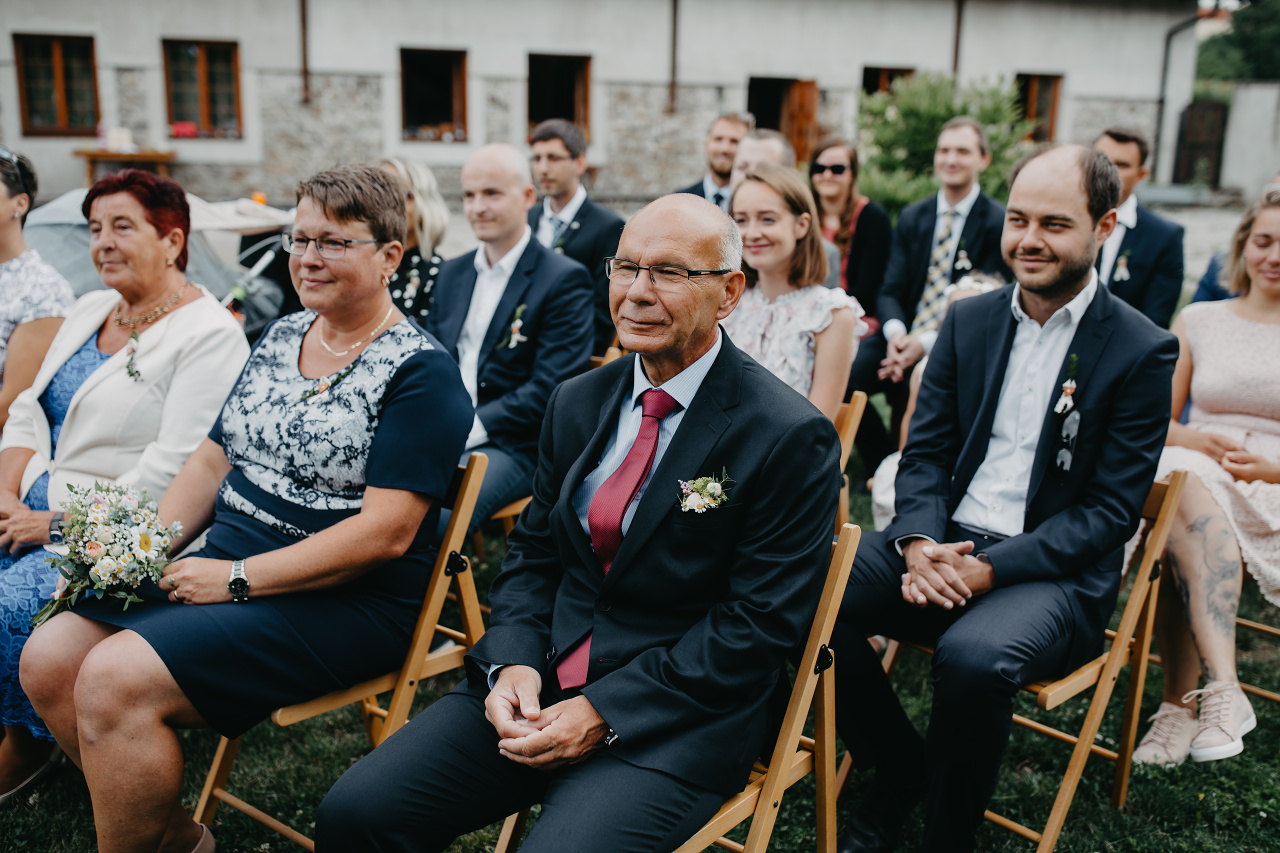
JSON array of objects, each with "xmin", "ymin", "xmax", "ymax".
[
  {"xmin": 316, "ymin": 691, "xmax": 725, "ymax": 853},
  {"xmin": 845, "ymin": 331, "xmax": 907, "ymax": 473},
  {"xmin": 436, "ymin": 444, "xmax": 537, "ymax": 540},
  {"xmin": 832, "ymin": 528, "xmax": 1077, "ymax": 853}
]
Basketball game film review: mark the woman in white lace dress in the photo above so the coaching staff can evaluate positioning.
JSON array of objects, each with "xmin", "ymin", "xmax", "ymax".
[
  {"xmin": 722, "ymin": 164, "xmax": 864, "ymax": 421},
  {"xmin": 1133, "ymin": 185, "xmax": 1280, "ymax": 768},
  {"xmin": 0, "ymin": 146, "xmax": 75, "ymax": 428}
]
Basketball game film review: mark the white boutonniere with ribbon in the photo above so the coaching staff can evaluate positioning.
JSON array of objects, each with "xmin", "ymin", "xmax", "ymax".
[
  {"xmin": 1112, "ymin": 250, "xmax": 1132, "ymax": 282},
  {"xmin": 1053, "ymin": 354, "xmax": 1079, "ymax": 415},
  {"xmin": 497, "ymin": 304, "xmax": 529, "ymax": 350},
  {"xmin": 125, "ymin": 332, "xmax": 143, "ymax": 382},
  {"xmin": 678, "ymin": 469, "xmax": 734, "ymax": 513},
  {"xmin": 954, "ymin": 239, "xmax": 972, "ymax": 272}
]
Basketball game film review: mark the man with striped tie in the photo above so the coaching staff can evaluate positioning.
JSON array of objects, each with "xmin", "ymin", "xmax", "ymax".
[
  {"xmin": 318, "ymin": 193, "xmax": 843, "ymax": 853},
  {"xmin": 847, "ymin": 116, "xmax": 1010, "ymax": 477}
]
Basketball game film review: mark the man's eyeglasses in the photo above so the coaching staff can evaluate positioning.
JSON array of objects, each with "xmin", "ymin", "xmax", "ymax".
[
  {"xmin": 281, "ymin": 232, "xmax": 381, "ymax": 260},
  {"xmin": 811, "ymin": 163, "xmax": 849, "ymax": 176},
  {"xmin": 605, "ymin": 257, "xmax": 733, "ymax": 291},
  {"xmin": 0, "ymin": 144, "xmax": 30, "ymax": 200}
]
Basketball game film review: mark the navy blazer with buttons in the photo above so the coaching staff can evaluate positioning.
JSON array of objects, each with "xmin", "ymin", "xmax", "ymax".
[
  {"xmin": 462, "ymin": 335, "xmax": 842, "ymax": 795},
  {"xmin": 1103, "ymin": 203, "xmax": 1185, "ymax": 328},
  {"xmin": 528, "ymin": 195, "xmax": 625, "ymax": 354},
  {"xmin": 888, "ymin": 283, "xmax": 1178, "ymax": 668},
  {"xmin": 426, "ymin": 238, "xmax": 593, "ymax": 462},
  {"xmin": 878, "ymin": 190, "xmax": 1012, "ymax": 330}
]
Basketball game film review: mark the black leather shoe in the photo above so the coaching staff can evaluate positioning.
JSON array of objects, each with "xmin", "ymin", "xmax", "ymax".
[{"xmin": 837, "ymin": 810, "xmax": 903, "ymax": 853}]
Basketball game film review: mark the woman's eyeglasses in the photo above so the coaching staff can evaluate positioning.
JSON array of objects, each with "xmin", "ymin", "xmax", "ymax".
[
  {"xmin": 281, "ymin": 233, "xmax": 381, "ymax": 260},
  {"xmin": 811, "ymin": 163, "xmax": 849, "ymax": 176}
]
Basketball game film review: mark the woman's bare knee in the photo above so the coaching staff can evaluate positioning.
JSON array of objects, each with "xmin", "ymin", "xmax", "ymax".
[
  {"xmin": 20, "ymin": 613, "xmax": 115, "ymax": 712},
  {"xmin": 74, "ymin": 631, "xmax": 202, "ymax": 740}
]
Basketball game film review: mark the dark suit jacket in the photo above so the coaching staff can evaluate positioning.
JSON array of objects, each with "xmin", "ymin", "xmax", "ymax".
[
  {"xmin": 676, "ymin": 178, "xmax": 708, "ymax": 198},
  {"xmin": 878, "ymin": 191, "xmax": 1011, "ymax": 330},
  {"xmin": 1104, "ymin": 204, "xmax": 1185, "ymax": 328},
  {"xmin": 426, "ymin": 239, "xmax": 593, "ymax": 461},
  {"xmin": 528, "ymin": 196, "xmax": 626, "ymax": 354},
  {"xmin": 887, "ymin": 284, "xmax": 1178, "ymax": 668},
  {"xmin": 464, "ymin": 335, "xmax": 842, "ymax": 794}
]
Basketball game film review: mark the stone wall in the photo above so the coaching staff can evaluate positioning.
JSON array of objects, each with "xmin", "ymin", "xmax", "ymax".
[
  {"xmin": 1067, "ymin": 97, "xmax": 1159, "ymax": 147},
  {"xmin": 115, "ymin": 68, "xmax": 149, "ymax": 145}
]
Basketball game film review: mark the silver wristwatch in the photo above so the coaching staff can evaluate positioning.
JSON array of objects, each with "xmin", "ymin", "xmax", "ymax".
[{"xmin": 228, "ymin": 559, "xmax": 250, "ymax": 602}]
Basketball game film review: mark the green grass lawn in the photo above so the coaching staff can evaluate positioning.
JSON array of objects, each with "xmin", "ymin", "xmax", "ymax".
[{"xmin": 4, "ymin": 454, "xmax": 1279, "ymax": 852}]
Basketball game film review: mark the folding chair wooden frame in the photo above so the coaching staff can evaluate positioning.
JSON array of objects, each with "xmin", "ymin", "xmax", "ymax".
[
  {"xmin": 493, "ymin": 524, "xmax": 862, "ymax": 853},
  {"xmin": 835, "ymin": 392, "xmax": 869, "ymax": 533},
  {"xmin": 846, "ymin": 471, "xmax": 1187, "ymax": 852},
  {"xmin": 193, "ymin": 452, "xmax": 490, "ymax": 851}
]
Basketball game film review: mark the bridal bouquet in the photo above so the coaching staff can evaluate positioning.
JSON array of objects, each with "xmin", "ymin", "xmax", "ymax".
[{"xmin": 32, "ymin": 482, "xmax": 182, "ymax": 628}]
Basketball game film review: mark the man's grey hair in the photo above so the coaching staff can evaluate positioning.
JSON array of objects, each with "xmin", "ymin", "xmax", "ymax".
[{"xmin": 718, "ymin": 217, "xmax": 743, "ymax": 272}]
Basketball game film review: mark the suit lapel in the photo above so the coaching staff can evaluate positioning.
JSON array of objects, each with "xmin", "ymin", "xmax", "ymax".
[
  {"xmin": 479, "ymin": 242, "xmax": 539, "ymax": 363},
  {"xmin": 603, "ymin": 342, "xmax": 740, "ymax": 586},
  {"xmin": 1026, "ymin": 287, "xmax": 1115, "ymax": 501},
  {"xmin": 559, "ymin": 199, "xmax": 593, "ymax": 254},
  {"xmin": 436, "ymin": 256, "xmax": 478, "ymax": 355}
]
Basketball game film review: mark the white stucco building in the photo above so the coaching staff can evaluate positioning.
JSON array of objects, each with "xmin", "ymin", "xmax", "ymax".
[{"xmin": 1, "ymin": 0, "xmax": 1199, "ymax": 205}]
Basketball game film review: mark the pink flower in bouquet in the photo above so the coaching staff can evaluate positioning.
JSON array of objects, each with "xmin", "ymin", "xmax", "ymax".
[{"xmin": 85, "ymin": 541, "xmax": 106, "ymax": 561}]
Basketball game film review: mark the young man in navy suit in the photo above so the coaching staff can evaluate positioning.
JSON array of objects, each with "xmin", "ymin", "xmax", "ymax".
[
  {"xmin": 1093, "ymin": 127, "xmax": 1186, "ymax": 328},
  {"xmin": 832, "ymin": 146, "xmax": 1178, "ymax": 853},
  {"xmin": 318, "ymin": 194, "xmax": 842, "ymax": 853},
  {"xmin": 676, "ymin": 112, "xmax": 752, "ymax": 212},
  {"xmin": 425, "ymin": 143, "xmax": 593, "ymax": 535},
  {"xmin": 528, "ymin": 119, "xmax": 625, "ymax": 355},
  {"xmin": 848, "ymin": 116, "xmax": 1012, "ymax": 476}
]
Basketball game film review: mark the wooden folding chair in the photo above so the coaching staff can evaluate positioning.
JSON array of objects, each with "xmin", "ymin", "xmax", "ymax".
[
  {"xmin": 473, "ymin": 347, "xmax": 623, "ymax": 560},
  {"xmin": 842, "ymin": 471, "xmax": 1187, "ymax": 852},
  {"xmin": 194, "ymin": 452, "xmax": 490, "ymax": 851},
  {"xmin": 835, "ymin": 392, "xmax": 869, "ymax": 533},
  {"xmin": 494, "ymin": 524, "xmax": 862, "ymax": 853}
]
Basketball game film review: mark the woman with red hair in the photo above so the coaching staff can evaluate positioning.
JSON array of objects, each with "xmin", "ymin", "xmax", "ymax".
[{"xmin": 0, "ymin": 169, "xmax": 247, "ymax": 803}]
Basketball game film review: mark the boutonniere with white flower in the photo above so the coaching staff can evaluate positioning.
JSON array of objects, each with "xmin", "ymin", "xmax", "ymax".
[
  {"xmin": 954, "ymin": 240, "xmax": 972, "ymax": 272},
  {"xmin": 678, "ymin": 469, "xmax": 734, "ymax": 513},
  {"xmin": 1112, "ymin": 250, "xmax": 1132, "ymax": 282},
  {"xmin": 1054, "ymin": 353, "xmax": 1079, "ymax": 415},
  {"xmin": 124, "ymin": 332, "xmax": 143, "ymax": 382},
  {"xmin": 497, "ymin": 304, "xmax": 529, "ymax": 350}
]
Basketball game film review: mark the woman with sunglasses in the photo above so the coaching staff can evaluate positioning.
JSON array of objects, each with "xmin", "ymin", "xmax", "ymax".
[
  {"xmin": 809, "ymin": 139, "xmax": 891, "ymax": 337},
  {"xmin": 0, "ymin": 146, "xmax": 75, "ymax": 428},
  {"xmin": 21, "ymin": 164, "xmax": 471, "ymax": 853}
]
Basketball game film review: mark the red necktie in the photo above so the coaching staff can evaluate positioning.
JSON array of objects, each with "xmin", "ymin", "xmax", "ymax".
[{"xmin": 557, "ymin": 388, "xmax": 681, "ymax": 689}]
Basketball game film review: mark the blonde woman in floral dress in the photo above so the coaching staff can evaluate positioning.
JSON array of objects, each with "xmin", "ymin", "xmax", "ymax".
[
  {"xmin": 1132, "ymin": 184, "xmax": 1280, "ymax": 768},
  {"xmin": 722, "ymin": 164, "xmax": 864, "ymax": 422}
]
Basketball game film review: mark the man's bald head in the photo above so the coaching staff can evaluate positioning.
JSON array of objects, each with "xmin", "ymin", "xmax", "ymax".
[
  {"xmin": 463, "ymin": 143, "xmax": 534, "ymax": 189},
  {"xmin": 461, "ymin": 143, "xmax": 538, "ymax": 256},
  {"xmin": 1009, "ymin": 144, "xmax": 1120, "ymax": 225},
  {"xmin": 627, "ymin": 194, "xmax": 743, "ymax": 273}
]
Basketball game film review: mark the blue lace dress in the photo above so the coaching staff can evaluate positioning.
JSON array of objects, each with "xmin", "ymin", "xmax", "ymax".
[
  {"xmin": 0, "ymin": 334, "xmax": 113, "ymax": 739},
  {"xmin": 79, "ymin": 312, "xmax": 472, "ymax": 738}
]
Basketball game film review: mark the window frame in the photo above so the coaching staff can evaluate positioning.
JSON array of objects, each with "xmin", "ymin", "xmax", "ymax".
[
  {"xmin": 861, "ymin": 66, "xmax": 915, "ymax": 97},
  {"xmin": 400, "ymin": 48, "xmax": 468, "ymax": 143},
  {"xmin": 13, "ymin": 33, "xmax": 101, "ymax": 137},
  {"xmin": 527, "ymin": 53, "xmax": 591, "ymax": 136},
  {"xmin": 162, "ymin": 39, "xmax": 243, "ymax": 140},
  {"xmin": 1017, "ymin": 73, "xmax": 1062, "ymax": 143}
]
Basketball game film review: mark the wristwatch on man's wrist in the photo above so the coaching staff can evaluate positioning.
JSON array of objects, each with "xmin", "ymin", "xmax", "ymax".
[
  {"xmin": 228, "ymin": 559, "xmax": 250, "ymax": 602},
  {"xmin": 48, "ymin": 512, "xmax": 65, "ymax": 545}
]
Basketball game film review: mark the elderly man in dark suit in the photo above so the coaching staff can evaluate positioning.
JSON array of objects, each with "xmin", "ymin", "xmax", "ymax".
[
  {"xmin": 848, "ymin": 116, "xmax": 1011, "ymax": 476},
  {"xmin": 426, "ymin": 143, "xmax": 593, "ymax": 535},
  {"xmin": 317, "ymin": 193, "xmax": 842, "ymax": 853},
  {"xmin": 1093, "ymin": 127, "xmax": 1186, "ymax": 328},
  {"xmin": 832, "ymin": 145, "xmax": 1179, "ymax": 853},
  {"xmin": 527, "ymin": 119, "xmax": 626, "ymax": 355}
]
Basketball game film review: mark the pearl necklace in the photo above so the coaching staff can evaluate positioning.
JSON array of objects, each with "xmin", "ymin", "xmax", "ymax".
[
  {"xmin": 319, "ymin": 304, "xmax": 395, "ymax": 357},
  {"xmin": 113, "ymin": 282, "xmax": 188, "ymax": 329}
]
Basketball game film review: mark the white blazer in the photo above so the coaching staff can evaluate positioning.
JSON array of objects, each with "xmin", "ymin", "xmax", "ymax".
[{"xmin": 0, "ymin": 286, "xmax": 249, "ymax": 509}]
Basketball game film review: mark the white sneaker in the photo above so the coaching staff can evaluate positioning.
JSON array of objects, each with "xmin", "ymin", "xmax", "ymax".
[
  {"xmin": 1186, "ymin": 681, "xmax": 1256, "ymax": 762},
  {"xmin": 1132, "ymin": 702, "xmax": 1196, "ymax": 766}
]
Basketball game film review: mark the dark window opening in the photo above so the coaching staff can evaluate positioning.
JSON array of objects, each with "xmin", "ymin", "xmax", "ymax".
[{"xmin": 402, "ymin": 49, "xmax": 467, "ymax": 142}]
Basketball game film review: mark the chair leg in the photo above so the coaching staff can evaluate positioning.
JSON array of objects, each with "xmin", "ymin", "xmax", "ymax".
[
  {"xmin": 502, "ymin": 516, "xmax": 517, "ymax": 538},
  {"xmin": 470, "ymin": 530, "xmax": 487, "ymax": 562},
  {"xmin": 815, "ymin": 664, "xmax": 839, "ymax": 853},
  {"xmin": 194, "ymin": 735, "xmax": 242, "ymax": 825},
  {"xmin": 495, "ymin": 809, "xmax": 529, "ymax": 853},
  {"xmin": 1113, "ymin": 576, "xmax": 1160, "ymax": 809},
  {"xmin": 881, "ymin": 639, "xmax": 901, "ymax": 674}
]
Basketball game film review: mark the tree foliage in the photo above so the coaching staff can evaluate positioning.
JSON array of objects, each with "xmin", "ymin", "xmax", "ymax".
[
  {"xmin": 857, "ymin": 73, "xmax": 1035, "ymax": 218},
  {"xmin": 1198, "ymin": 0, "xmax": 1280, "ymax": 81}
]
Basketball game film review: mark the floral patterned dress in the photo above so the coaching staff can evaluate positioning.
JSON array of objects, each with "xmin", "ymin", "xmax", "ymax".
[
  {"xmin": 389, "ymin": 249, "xmax": 443, "ymax": 324},
  {"xmin": 0, "ymin": 334, "xmax": 112, "ymax": 739},
  {"xmin": 721, "ymin": 285, "xmax": 866, "ymax": 398},
  {"xmin": 80, "ymin": 311, "xmax": 472, "ymax": 738},
  {"xmin": 0, "ymin": 248, "xmax": 75, "ymax": 376}
]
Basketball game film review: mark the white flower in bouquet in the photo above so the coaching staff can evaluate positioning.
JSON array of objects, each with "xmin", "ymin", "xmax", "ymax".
[{"xmin": 130, "ymin": 525, "xmax": 164, "ymax": 562}]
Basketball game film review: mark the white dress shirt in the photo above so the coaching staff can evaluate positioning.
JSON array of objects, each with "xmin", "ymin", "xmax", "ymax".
[
  {"xmin": 536, "ymin": 184, "xmax": 588, "ymax": 249},
  {"xmin": 571, "ymin": 330, "xmax": 723, "ymax": 536},
  {"xmin": 1098, "ymin": 193, "xmax": 1138, "ymax": 285},
  {"xmin": 459, "ymin": 226, "xmax": 532, "ymax": 449},
  {"xmin": 882, "ymin": 182, "xmax": 982, "ymax": 356},
  {"xmin": 950, "ymin": 274, "xmax": 1098, "ymax": 538},
  {"xmin": 703, "ymin": 174, "xmax": 731, "ymax": 211}
]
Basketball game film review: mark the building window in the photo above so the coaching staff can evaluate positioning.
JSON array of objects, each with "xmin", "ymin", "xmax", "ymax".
[
  {"xmin": 747, "ymin": 77, "xmax": 819, "ymax": 165},
  {"xmin": 401, "ymin": 49, "xmax": 467, "ymax": 142},
  {"xmin": 1016, "ymin": 74, "xmax": 1062, "ymax": 143},
  {"xmin": 13, "ymin": 34, "xmax": 99, "ymax": 136},
  {"xmin": 163, "ymin": 41, "xmax": 242, "ymax": 139},
  {"xmin": 862, "ymin": 67, "xmax": 914, "ymax": 96},
  {"xmin": 528, "ymin": 54, "xmax": 590, "ymax": 133}
]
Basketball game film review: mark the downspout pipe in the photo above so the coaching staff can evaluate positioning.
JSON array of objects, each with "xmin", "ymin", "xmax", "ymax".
[
  {"xmin": 300, "ymin": 0, "xmax": 311, "ymax": 105},
  {"xmin": 952, "ymin": 0, "xmax": 965, "ymax": 79},
  {"xmin": 1152, "ymin": 12, "xmax": 1200, "ymax": 182},
  {"xmin": 667, "ymin": 0, "xmax": 679, "ymax": 114}
]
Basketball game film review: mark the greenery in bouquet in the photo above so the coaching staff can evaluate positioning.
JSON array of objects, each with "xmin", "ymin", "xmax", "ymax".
[{"xmin": 32, "ymin": 482, "xmax": 182, "ymax": 628}]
